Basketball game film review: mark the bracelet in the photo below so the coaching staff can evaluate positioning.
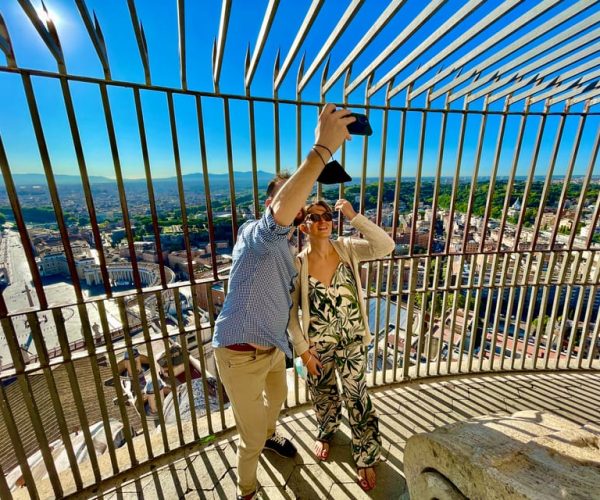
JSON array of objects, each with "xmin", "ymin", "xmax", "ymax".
[
  {"xmin": 311, "ymin": 147, "xmax": 327, "ymax": 167},
  {"xmin": 314, "ymin": 143, "xmax": 333, "ymax": 157}
]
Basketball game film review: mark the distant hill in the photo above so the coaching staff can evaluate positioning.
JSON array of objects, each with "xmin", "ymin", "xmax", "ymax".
[
  {"xmin": 0, "ymin": 170, "xmax": 277, "ymax": 189},
  {"xmin": 4, "ymin": 173, "xmax": 114, "ymax": 186}
]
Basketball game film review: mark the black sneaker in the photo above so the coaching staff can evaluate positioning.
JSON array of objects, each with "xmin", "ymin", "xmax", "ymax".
[{"xmin": 264, "ymin": 433, "xmax": 297, "ymax": 458}]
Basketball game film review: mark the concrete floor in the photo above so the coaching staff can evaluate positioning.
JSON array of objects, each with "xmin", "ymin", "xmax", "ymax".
[{"xmin": 97, "ymin": 370, "xmax": 600, "ymax": 499}]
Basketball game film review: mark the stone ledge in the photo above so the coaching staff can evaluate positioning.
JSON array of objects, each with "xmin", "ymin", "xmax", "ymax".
[{"xmin": 404, "ymin": 410, "xmax": 600, "ymax": 500}]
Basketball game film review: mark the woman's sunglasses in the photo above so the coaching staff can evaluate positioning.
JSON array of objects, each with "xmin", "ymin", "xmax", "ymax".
[{"xmin": 305, "ymin": 212, "xmax": 334, "ymax": 223}]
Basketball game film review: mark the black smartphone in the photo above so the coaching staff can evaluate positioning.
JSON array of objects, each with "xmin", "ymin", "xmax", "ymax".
[{"xmin": 347, "ymin": 112, "xmax": 373, "ymax": 136}]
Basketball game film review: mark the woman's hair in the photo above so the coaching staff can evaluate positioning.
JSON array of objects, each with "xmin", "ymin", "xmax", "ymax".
[{"xmin": 303, "ymin": 199, "xmax": 332, "ymax": 217}]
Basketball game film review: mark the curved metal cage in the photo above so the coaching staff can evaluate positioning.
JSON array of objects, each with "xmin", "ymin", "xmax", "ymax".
[{"xmin": 0, "ymin": 1, "xmax": 599, "ymax": 497}]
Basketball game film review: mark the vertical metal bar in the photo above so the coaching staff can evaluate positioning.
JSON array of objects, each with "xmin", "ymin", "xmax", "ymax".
[
  {"xmin": 134, "ymin": 293, "xmax": 172, "ymax": 448},
  {"xmin": 529, "ymin": 108, "xmax": 568, "ymax": 250},
  {"xmin": 366, "ymin": 261, "xmax": 376, "ymax": 386},
  {"xmin": 337, "ymin": 69, "xmax": 352, "ymax": 237},
  {"xmin": 187, "ymin": 286, "xmax": 215, "ymax": 436},
  {"xmin": 380, "ymin": 259, "xmax": 395, "ymax": 384},
  {"xmin": 212, "ymin": 0, "xmax": 232, "ymax": 92},
  {"xmin": 180, "ymin": 289, "xmax": 213, "ymax": 440},
  {"xmin": 0, "ymin": 316, "xmax": 63, "ymax": 496},
  {"xmin": 531, "ymin": 253, "xmax": 556, "ymax": 366},
  {"xmin": 126, "ymin": 0, "xmax": 151, "ymax": 85},
  {"xmin": 585, "ymin": 190, "xmax": 600, "ymax": 251},
  {"xmin": 358, "ymin": 74, "xmax": 374, "ymax": 214},
  {"xmin": 543, "ymin": 252, "xmax": 571, "ymax": 369},
  {"xmin": 0, "ymin": 372, "xmax": 39, "ymax": 498},
  {"xmin": 116, "ymin": 297, "xmax": 153, "ymax": 458},
  {"xmin": 53, "ymin": 306, "xmax": 119, "ymax": 476},
  {"xmin": 0, "ymin": 464, "xmax": 7, "ymax": 496},
  {"xmin": 372, "ymin": 263, "xmax": 385, "ymax": 383},
  {"xmin": 155, "ymin": 290, "xmax": 193, "ymax": 440},
  {"xmin": 273, "ymin": 51, "xmax": 282, "ymax": 175},
  {"xmin": 246, "ymin": 96, "xmax": 261, "ymax": 219},
  {"xmin": 177, "ymin": 0, "xmax": 187, "ymax": 90},
  {"xmin": 26, "ymin": 311, "xmax": 89, "ymax": 487},
  {"xmin": 296, "ymin": 73, "xmax": 304, "ymax": 195},
  {"xmin": 547, "ymin": 114, "xmax": 587, "ymax": 250},
  {"xmin": 572, "ymin": 119, "xmax": 600, "ymax": 250},
  {"xmin": 508, "ymin": 252, "xmax": 531, "ymax": 369},
  {"xmin": 499, "ymin": 254, "xmax": 520, "ymax": 370},
  {"xmin": 222, "ymin": 98, "xmax": 239, "ymax": 242},
  {"xmin": 428, "ymin": 98, "xmax": 448, "ymax": 254},
  {"xmin": 390, "ymin": 107, "xmax": 406, "ymax": 245},
  {"xmin": 74, "ymin": 0, "xmax": 111, "ymax": 79},
  {"xmin": 204, "ymin": 280, "xmax": 228, "ymax": 430},
  {"xmin": 425, "ymin": 256, "xmax": 441, "ymax": 375},
  {"xmin": 402, "ymin": 258, "xmax": 417, "ymax": 379},
  {"xmin": 195, "ymin": 96, "xmax": 219, "ymax": 279},
  {"xmin": 576, "ymin": 254, "xmax": 600, "ymax": 368},
  {"xmin": 0, "ymin": 134, "xmax": 48, "ymax": 309},
  {"xmin": 495, "ymin": 103, "xmax": 530, "ymax": 252},
  {"xmin": 445, "ymin": 255, "xmax": 460, "ymax": 374},
  {"xmin": 444, "ymin": 101, "xmax": 468, "ymax": 254},
  {"xmin": 391, "ymin": 258, "xmax": 404, "ymax": 382},
  {"xmin": 477, "ymin": 254, "xmax": 495, "ymax": 371},
  {"xmin": 99, "ymin": 83, "xmax": 144, "ymax": 292},
  {"xmin": 408, "ymin": 91, "xmax": 428, "ymax": 256},
  {"xmin": 479, "ymin": 100, "xmax": 508, "ymax": 253},
  {"xmin": 59, "ymin": 76, "xmax": 112, "ymax": 296},
  {"xmin": 167, "ymin": 91, "xmax": 197, "ymax": 284},
  {"xmin": 489, "ymin": 255, "xmax": 510, "ymax": 370},
  {"xmin": 468, "ymin": 255, "xmax": 487, "ymax": 373},
  {"xmin": 461, "ymin": 103, "xmax": 488, "ymax": 254},
  {"xmin": 584, "ymin": 259, "xmax": 600, "ymax": 368},
  {"xmin": 96, "ymin": 301, "xmax": 138, "ymax": 466},
  {"xmin": 375, "ymin": 82, "xmax": 393, "ymax": 226},
  {"xmin": 512, "ymin": 105, "xmax": 549, "ymax": 251},
  {"xmin": 552, "ymin": 251, "xmax": 581, "ymax": 369},
  {"xmin": 414, "ymin": 256, "xmax": 430, "ymax": 378},
  {"xmin": 22, "ymin": 73, "xmax": 84, "ymax": 302},
  {"xmin": 459, "ymin": 253, "xmax": 478, "ymax": 373},
  {"xmin": 435, "ymin": 256, "xmax": 451, "ymax": 375},
  {"xmin": 564, "ymin": 251, "xmax": 592, "ymax": 365},
  {"xmin": 133, "ymin": 87, "xmax": 168, "ymax": 287},
  {"xmin": 519, "ymin": 252, "xmax": 545, "ymax": 370}
]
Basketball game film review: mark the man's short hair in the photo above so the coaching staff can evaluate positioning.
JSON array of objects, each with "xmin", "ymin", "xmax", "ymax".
[{"xmin": 266, "ymin": 171, "xmax": 292, "ymax": 198}]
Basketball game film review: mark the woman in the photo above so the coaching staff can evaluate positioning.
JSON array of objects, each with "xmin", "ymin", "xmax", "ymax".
[{"xmin": 288, "ymin": 198, "xmax": 395, "ymax": 492}]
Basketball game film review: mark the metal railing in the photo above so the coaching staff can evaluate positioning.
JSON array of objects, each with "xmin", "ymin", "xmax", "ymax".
[{"xmin": 0, "ymin": 1, "xmax": 599, "ymax": 498}]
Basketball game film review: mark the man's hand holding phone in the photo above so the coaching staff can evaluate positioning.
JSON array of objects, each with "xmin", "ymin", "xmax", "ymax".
[{"xmin": 346, "ymin": 112, "xmax": 373, "ymax": 136}]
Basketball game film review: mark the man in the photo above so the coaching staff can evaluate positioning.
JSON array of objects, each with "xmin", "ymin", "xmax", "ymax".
[{"xmin": 212, "ymin": 104, "xmax": 355, "ymax": 500}]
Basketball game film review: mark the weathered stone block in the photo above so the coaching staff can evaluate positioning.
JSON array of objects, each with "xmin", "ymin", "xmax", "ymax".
[{"xmin": 404, "ymin": 410, "xmax": 600, "ymax": 500}]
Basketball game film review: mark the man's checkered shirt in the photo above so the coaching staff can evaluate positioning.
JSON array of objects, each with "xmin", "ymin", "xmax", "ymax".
[{"xmin": 212, "ymin": 208, "xmax": 296, "ymax": 357}]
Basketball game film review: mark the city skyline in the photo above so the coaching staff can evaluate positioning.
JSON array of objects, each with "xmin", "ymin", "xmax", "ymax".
[{"xmin": 1, "ymin": 1, "xmax": 599, "ymax": 180}]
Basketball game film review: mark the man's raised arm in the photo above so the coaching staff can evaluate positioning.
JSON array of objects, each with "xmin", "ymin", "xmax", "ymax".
[{"xmin": 270, "ymin": 104, "xmax": 355, "ymax": 226}]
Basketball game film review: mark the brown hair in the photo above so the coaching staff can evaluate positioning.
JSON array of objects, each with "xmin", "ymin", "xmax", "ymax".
[
  {"xmin": 266, "ymin": 171, "xmax": 292, "ymax": 198},
  {"xmin": 303, "ymin": 199, "xmax": 332, "ymax": 214}
]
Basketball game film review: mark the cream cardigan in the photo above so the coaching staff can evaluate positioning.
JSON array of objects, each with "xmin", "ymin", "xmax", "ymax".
[{"xmin": 288, "ymin": 214, "xmax": 396, "ymax": 356}]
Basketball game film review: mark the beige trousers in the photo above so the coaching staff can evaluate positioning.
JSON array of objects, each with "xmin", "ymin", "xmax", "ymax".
[{"xmin": 214, "ymin": 347, "xmax": 287, "ymax": 496}]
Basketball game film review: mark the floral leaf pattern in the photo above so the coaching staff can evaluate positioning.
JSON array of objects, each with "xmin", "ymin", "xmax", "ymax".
[
  {"xmin": 308, "ymin": 263, "xmax": 364, "ymax": 344},
  {"xmin": 306, "ymin": 263, "xmax": 381, "ymax": 467}
]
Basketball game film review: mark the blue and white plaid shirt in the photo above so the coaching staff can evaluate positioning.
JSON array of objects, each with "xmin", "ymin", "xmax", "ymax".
[{"xmin": 212, "ymin": 207, "xmax": 296, "ymax": 357}]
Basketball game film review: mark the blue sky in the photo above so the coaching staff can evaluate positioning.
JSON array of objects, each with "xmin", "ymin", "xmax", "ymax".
[{"xmin": 0, "ymin": 0, "xmax": 598, "ymax": 182}]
